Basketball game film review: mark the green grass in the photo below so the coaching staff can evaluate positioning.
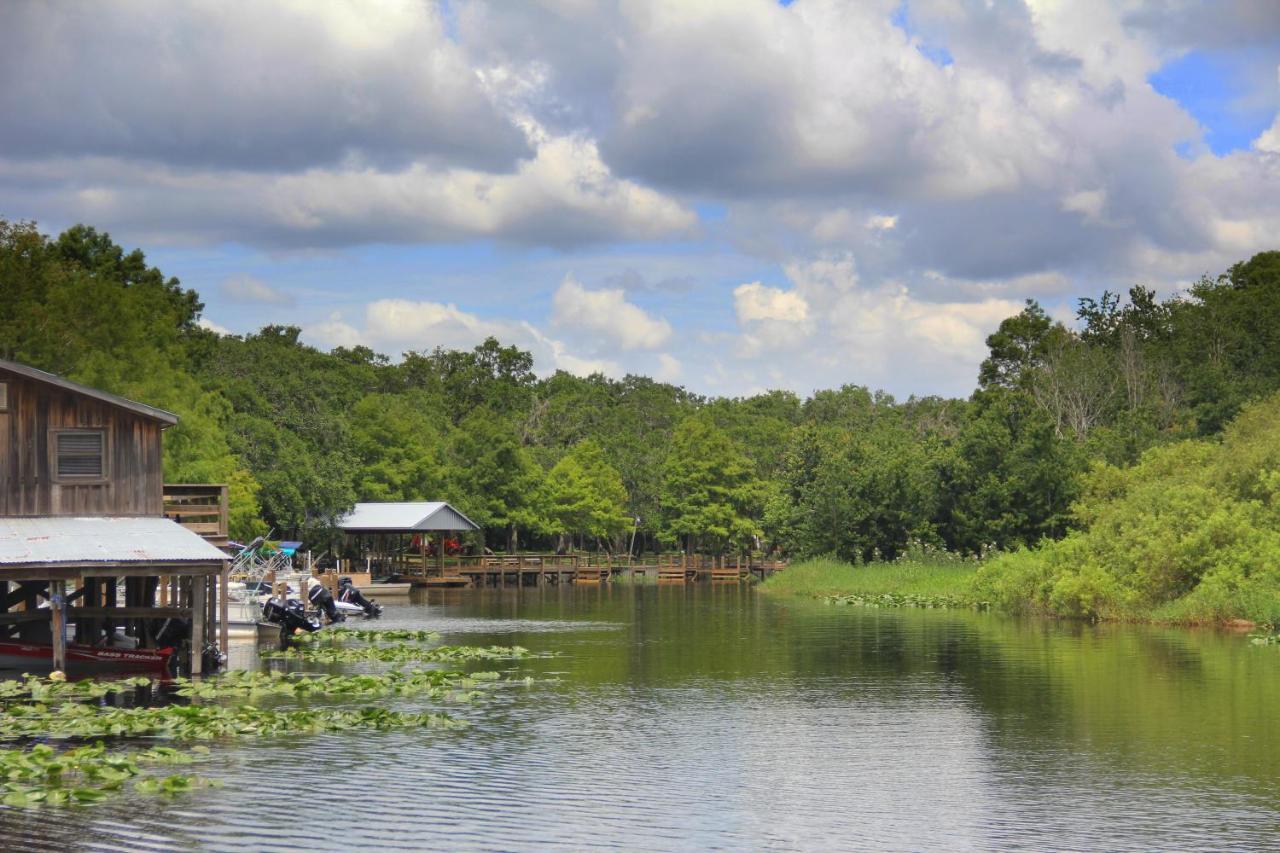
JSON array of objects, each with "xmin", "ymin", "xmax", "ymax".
[{"xmin": 762, "ymin": 556, "xmax": 981, "ymax": 605}]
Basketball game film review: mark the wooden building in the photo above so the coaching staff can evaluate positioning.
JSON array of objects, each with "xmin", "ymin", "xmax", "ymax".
[{"xmin": 0, "ymin": 359, "xmax": 229, "ymax": 674}]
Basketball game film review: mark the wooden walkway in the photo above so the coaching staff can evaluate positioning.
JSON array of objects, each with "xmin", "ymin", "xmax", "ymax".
[{"xmin": 386, "ymin": 554, "xmax": 787, "ymax": 588}]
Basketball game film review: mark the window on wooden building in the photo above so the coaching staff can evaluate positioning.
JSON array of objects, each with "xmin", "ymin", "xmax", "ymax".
[
  {"xmin": 53, "ymin": 430, "xmax": 106, "ymax": 480},
  {"xmin": 0, "ymin": 381, "xmax": 7, "ymax": 411}
]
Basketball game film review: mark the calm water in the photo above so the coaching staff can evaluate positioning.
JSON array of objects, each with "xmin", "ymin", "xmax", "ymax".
[{"xmin": 4, "ymin": 583, "xmax": 1279, "ymax": 851}]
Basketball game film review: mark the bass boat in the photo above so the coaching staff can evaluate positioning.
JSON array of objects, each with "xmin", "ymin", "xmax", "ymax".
[{"xmin": 0, "ymin": 640, "xmax": 175, "ymax": 674}]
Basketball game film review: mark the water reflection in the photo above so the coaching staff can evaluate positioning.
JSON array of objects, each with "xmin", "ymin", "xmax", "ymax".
[{"xmin": 2, "ymin": 583, "xmax": 1278, "ymax": 851}]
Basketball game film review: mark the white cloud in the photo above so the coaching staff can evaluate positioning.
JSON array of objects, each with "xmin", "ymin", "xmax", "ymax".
[
  {"xmin": 550, "ymin": 277, "xmax": 673, "ymax": 350},
  {"xmin": 655, "ymin": 353, "xmax": 683, "ymax": 383},
  {"xmin": 729, "ymin": 253, "xmax": 1023, "ymax": 396},
  {"xmin": 734, "ymin": 282, "xmax": 810, "ymax": 324},
  {"xmin": 0, "ymin": 121, "xmax": 696, "ymax": 248},
  {"xmin": 196, "ymin": 317, "xmax": 232, "ymax": 336},
  {"xmin": 221, "ymin": 274, "xmax": 294, "ymax": 306},
  {"xmin": 300, "ymin": 298, "xmax": 619, "ymax": 379}
]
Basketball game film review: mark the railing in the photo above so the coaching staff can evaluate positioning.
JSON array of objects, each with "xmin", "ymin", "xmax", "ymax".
[
  {"xmin": 163, "ymin": 483, "xmax": 229, "ymax": 546},
  {"xmin": 394, "ymin": 551, "xmax": 787, "ymax": 581}
]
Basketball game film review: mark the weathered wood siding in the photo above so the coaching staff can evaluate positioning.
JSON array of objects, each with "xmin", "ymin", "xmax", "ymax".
[{"xmin": 0, "ymin": 367, "xmax": 165, "ymax": 516}]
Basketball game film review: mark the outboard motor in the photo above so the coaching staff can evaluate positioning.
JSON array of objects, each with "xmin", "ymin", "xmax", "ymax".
[
  {"xmin": 262, "ymin": 596, "xmax": 322, "ymax": 640},
  {"xmin": 337, "ymin": 577, "xmax": 383, "ymax": 618}
]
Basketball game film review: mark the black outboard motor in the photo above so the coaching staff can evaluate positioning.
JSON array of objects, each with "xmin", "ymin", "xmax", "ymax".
[
  {"xmin": 262, "ymin": 596, "xmax": 322, "ymax": 640},
  {"xmin": 337, "ymin": 577, "xmax": 383, "ymax": 618}
]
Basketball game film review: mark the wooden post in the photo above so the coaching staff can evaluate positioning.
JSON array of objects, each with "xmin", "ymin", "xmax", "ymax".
[
  {"xmin": 219, "ymin": 561, "xmax": 229, "ymax": 658},
  {"xmin": 50, "ymin": 579, "xmax": 67, "ymax": 673},
  {"xmin": 191, "ymin": 575, "xmax": 206, "ymax": 675}
]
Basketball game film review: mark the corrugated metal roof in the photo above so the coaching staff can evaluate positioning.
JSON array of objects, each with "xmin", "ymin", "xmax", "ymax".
[
  {"xmin": 338, "ymin": 502, "xmax": 480, "ymax": 532},
  {"xmin": 0, "ymin": 517, "xmax": 227, "ymax": 566},
  {"xmin": 0, "ymin": 359, "xmax": 179, "ymax": 425}
]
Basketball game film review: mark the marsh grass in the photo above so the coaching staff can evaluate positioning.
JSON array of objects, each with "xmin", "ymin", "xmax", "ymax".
[{"xmin": 762, "ymin": 555, "xmax": 981, "ymax": 604}]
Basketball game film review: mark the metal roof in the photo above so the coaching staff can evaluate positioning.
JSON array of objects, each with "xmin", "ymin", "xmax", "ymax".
[
  {"xmin": 0, "ymin": 359, "xmax": 179, "ymax": 426},
  {"xmin": 0, "ymin": 517, "xmax": 227, "ymax": 566},
  {"xmin": 338, "ymin": 502, "xmax": 480, "ymax": 532}
]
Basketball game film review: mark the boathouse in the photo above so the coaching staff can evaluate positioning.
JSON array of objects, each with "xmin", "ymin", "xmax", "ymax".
[
  {"xmin": 338, "ymin": 501, "xmax": 480, "ymax": 581},
  {"xmin": 0, "ymin": 359, "xmax": 229, "ymax": 673}
]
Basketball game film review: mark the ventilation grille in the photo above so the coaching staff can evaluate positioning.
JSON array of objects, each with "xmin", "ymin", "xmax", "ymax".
[{"xmin": 56, "ymin": 431, "xmax": 104, "ymax": 478}]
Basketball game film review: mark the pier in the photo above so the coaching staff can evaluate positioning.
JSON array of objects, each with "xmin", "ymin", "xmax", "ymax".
[{"xmin": 382, "ymin": 553, "xmax": 787, "ymax": 587}]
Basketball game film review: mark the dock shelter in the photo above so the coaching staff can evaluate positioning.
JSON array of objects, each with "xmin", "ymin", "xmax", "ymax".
[
  {"xmin": 0, "ymin": 517, "xmax": 229, "ymax": 673},
  {"xmin": 0, "ymin": 358, "xmax": 231, "ymax": 674},
  {"xmin": 338, "ymin": 502, "xmax": 480, "ymax": 577}
]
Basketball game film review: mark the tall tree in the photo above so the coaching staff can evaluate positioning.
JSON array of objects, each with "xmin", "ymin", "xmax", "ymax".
[
  {"xmin": 545, "ymin": 439, "xmax": 631, "ymax": 550},
  {"xmin": 660, "ymin": 415, "xmax": 760, "ymax": 554},
  {"xmin": 448, "ymin": 413, "xmax": 546, "ymax": 552}
]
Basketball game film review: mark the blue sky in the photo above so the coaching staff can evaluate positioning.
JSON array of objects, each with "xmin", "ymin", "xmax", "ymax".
[{"xmin": 4, "ymin": 0, "xmax": 1279, "ymax": 398}]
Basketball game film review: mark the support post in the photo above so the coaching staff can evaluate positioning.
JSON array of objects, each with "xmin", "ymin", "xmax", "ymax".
[
  {"xmin": 191, "ymin": 575, "xmax": 206, "ymax": 675},
  {"xmin": 50, "ymin": 579, "xmax": 67, "ymax": 673},
  {"xmin": 219, "ymin": 561, "xmax": 229, "ymax": 657}
]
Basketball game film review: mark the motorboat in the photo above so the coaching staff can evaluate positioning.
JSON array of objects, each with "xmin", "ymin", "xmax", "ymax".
[{"xmin": 0, "ymin": 639, "xmax": 175, "ymax": 674}]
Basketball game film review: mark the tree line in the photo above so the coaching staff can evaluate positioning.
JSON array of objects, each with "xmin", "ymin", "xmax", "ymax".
[{"xmin": 3, "ymin": 219, "xmax": 1278, "ymax": 559}]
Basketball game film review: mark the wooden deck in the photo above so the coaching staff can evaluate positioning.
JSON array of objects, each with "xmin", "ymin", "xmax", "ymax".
[{"xmin": 388, "ymin": 554, "xmax": 786, "ymax": 587}]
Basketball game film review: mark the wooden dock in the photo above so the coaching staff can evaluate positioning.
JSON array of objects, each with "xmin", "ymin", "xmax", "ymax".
[{"xmin": 385, "ymin": 554, "xmax": 786, "ymax": 588}]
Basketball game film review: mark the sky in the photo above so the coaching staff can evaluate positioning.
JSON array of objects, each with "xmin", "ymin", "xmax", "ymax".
[{"xmin": 3, "ymin": 0, "xmax": 1279, "ymax": 400}]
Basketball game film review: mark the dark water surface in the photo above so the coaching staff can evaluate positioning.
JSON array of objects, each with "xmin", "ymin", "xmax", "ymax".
[{"xmin": 4, "ymin": 583, "xmax": 1279, "ymax": 851}]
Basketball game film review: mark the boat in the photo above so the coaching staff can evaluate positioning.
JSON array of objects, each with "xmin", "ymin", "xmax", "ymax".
[{"xmin": 0, "ymin": 639, "xmax": 175, "ymax": 674}]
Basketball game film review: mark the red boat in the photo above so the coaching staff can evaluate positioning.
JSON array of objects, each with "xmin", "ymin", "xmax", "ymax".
[{"xmin": 0, "ymin": 640, "xmax": 175, "ymax": 674}]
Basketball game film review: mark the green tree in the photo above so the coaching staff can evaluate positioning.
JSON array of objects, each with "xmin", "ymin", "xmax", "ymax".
[
  {"xmin": 448, "ymin": 413, "xmax": 546, "ymax": 552},
  {"xmin": 545, "ymin": 439, "xmax": 631, "ymax": 549},
  {"xmin": 659, "ymin": 415, "xmax": 759, "ymax": 554},
  {"xmin": 349, "ymin": 391, "xmax": 450, "ymax": 501},
  {"xmin": 978, "ymin": 299, "xmax": 1054, "ymax": 391}
]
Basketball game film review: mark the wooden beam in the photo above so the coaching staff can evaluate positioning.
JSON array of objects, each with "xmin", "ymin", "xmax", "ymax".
[
  {"xmin": 218, "ymin": 560, "xmax": 229, "ymax": 657},
  {"xmin": 50, "ymin": 579, "xmax": 67, "ymax": 672},
  {"xmin": 69, "ymin": 606, "xmax": 192, "ymax": 619},
  {"xmin": 0, "ymin": 610, "xmax": 51, "ymax": 626},
  {"xmin": 190, "ymin": 577, "xmax": 205, "ymax": 675}
]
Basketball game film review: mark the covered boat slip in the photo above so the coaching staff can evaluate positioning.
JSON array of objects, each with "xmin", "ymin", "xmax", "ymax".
[
  {"xmin": 0, "ymin": 516, "xmax": 230, "ymax": 674},
  {"xmin": 338, "ymin": 501, "xmax": 480, "ymax": 585}
]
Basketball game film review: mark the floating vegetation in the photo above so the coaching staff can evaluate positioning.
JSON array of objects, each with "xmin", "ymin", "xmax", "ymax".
[
  {"xmin": 291, "ymin": 627, "xmax": 442, "ymax": 644},
  {"xmin": 823, "ymin": 592, "xmax": 989, "ymax": 611},
  {"xmin": 0, "ymin": 742, "xmax": 217, "ymax": 808},
  {"xmin": 173, "ymin": 668, "xmax": 499, "ymax": 701},
  {"xmin": 1250, "ymin": 633, "xmax": 1279, "ymax": 646},
  {"xmin": 263, "ymin": 643, "xmax": 537, "ymax": 664},
  {"xmin": 0, "ymin": 634, "xmax": 534, "ymax": 809},
  {"xmin": 1, "ymin": 701, "xmax": 465, "ymax": 742},
  {"xmin": 0, "ymin": 675, "xmax": 154, "ymax": 703}
]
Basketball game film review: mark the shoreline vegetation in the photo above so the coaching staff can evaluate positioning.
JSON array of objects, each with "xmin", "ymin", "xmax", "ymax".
[
  {"xmin": 5, "ymin": 226, "xmax": 1280, "ymax": 632},
  {"xmin": 767, "ymin": 391, "xmax": 1280, "ymax": 631},
  {"xmin": 0, "ymin": 630, "xmax": 525, "ymax": 808}
]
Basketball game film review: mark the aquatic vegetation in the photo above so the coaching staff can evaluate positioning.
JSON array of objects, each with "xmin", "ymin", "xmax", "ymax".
[
  {"xmin": 0, "ymin": 701, "xmax": 465, "ymax": 742},
  {"xmin": 291, "ymin": 627, "xmax": 442, "ymax": 644},
  {"xmin": 0, "ymin": 675, "xmax": 154, "ymax": 703},
  {"xmin": 172, "ymin": 668, "xmax": 498, "ymax": 700},
  {"xmin": 0, "ymin": 635, "xmax": 534, "ymax": 809},
  {"xmin": 1250, "ymin": 633, "xmax": 1280, "ymax": 646},
  {"xmin": 263, "ymin": 643, "xmax": 537, "ymax": 663},
  {"xmin": 823, "ymin": 592, "xmax": 988, "ymax": 611},
  {"xmin": 0, "ymin": 742, "xmax": 217, "ymax": 808},
  {"xmin": 765, "ymin": 557, "xmax": 981, "ymax": 603}
]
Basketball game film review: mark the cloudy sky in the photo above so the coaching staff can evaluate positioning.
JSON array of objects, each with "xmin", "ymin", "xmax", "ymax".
[{"xmin": 4, "ymin": 0, "xmax": 1279, "ymax": 398}]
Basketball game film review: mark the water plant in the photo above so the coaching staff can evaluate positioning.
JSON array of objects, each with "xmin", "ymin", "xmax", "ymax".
[
  {"xmin": 290, "ymin": 627, "xmax": 442, "ymax": 644},
  {"xmin": 0, "ymin": 742, "xmax": 218, "ymax": 808},
  {"xmin": 263, "ymin": 643, "xmax": 537, "ymax": 664},
  {"xmin": 824, "ymin": 592, "xmax": 989, "ymax": 611},
  {"xmin": 0, "ymin": 701, "xmax": 465, "ymax": 742},
  {"xmin": 172, "ymin": 668, "xmax": 498, "ymax": 701},
  {"xmin": 0, "ymin": 675, "xmax": 154, "ymax": 703}
]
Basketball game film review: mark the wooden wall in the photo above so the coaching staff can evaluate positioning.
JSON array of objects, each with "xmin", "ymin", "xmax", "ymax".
[{"xmin": 0, "ymin": 367, "xmax": 165, "ymax": 517}]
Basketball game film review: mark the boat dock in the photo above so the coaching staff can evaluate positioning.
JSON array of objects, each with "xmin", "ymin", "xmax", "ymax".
[{"xmin": 379, "ymin": 554, "xmax": 787, "ymax": 588}]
